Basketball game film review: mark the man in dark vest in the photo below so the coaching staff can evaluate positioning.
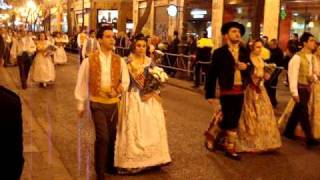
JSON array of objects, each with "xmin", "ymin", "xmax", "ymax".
[{"xmin": 205, "ymin": 22, "xmax": 250, "ymax": 160}]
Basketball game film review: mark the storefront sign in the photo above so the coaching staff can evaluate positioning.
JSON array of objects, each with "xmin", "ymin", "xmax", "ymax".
[
  {"xmin": 191, "ymin": 9, "xmax": 207, "ymax": 19},
  {"xmin": 97, "ymin": 10, "xmax": 118, "ymax": 23},
  {"xmin": 280, "ymin": 6, "xmax": 287, "ymax": 20}
]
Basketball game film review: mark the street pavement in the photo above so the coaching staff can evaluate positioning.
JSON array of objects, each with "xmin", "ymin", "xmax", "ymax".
[{"xmin": 1, "ymin": 53, "xmax": 320, "ymax": 180}]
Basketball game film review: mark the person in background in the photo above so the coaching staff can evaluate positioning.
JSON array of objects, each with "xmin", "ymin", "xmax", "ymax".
[
  {"xmin": 82, "ymin": 30, "xmax": 100, "ymax": 59},
  {"xmin": 262, "ymin": 35, "xmax": 269, "ymax": 49},
  {"xmin": 53, "ymin": 32, "xmax": 69, "ymax": 65},
  {"xmin": 193, "ymin": 31, "xmax": 213, "ymax": 88},
  {"xmin": 17, "ymin": 28, "xmax": 36, "ymax": 89},
  {"xmin": 28, "ymin": 32, "xmax": 56, "ymax": 88},
  {"xmin": 0, "ymin": 33, "xmax": 24, "ymax": 180},
  {"xmin": 167, "ymin": 31, "xmax": 180, "ymax": 77},
  {"xmin": 46, "ymin": 31, "xmax": 55, "ymax": 46},
  {"xmin": 77, "ymin": 28, "xmax": 88, "ymax": 64},
  {"xmin": 10, "ymin": 31, "xmax": 19, "ymax": 66},
  {"xmin": 264, "ymin": 39, "xmax": 284, "ymax": 107}
]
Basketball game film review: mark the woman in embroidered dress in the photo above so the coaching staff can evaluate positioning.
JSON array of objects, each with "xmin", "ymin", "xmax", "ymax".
[
  {"xmin": 53, "ymin": 32, "xmax": 68, "ymax": 64},
  {"xmin": 309, "ymin": 45, "xmax": 320, "ymax": 139},
  {"xmin": 236, "ymin": 39, "xmax": 282, "ymax": 152},
  {"xmin": 115, "ymin": 34, "xmax": 171, "ymax": 174},
  {"xmin": 28, "ymin": 33, "xmax": 55, "ymax": 88}
]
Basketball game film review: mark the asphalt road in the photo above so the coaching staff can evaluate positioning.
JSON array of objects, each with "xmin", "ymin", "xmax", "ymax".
[{"xmin": 4, "ymin": 54, "xmax": 320, "ymax": 180}]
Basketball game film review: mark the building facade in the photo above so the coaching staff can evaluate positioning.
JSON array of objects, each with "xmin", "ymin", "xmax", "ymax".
[
  {"xmin": 133, "ymin": 0, "xmax": 320, "ymax": 50},
  {"xmin": 48, "ymin": 0, "xmax": 133, "ymax": 34}
]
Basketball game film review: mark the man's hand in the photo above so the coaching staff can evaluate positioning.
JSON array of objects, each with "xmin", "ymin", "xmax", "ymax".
[
  {"xmin": 78, "ymin": 109, "xmax": 85, "ymax": 118},
  {"xmin": 237, "ymin": 62, "xmax": 248, "ymax": 70},
  {"xmin": 292, "ymin": 96, "xmax": 300, "ymax": 103},
  {"xmin": 264, "ymin": 73, "xmax": 271, "ymax": 80},
  {"xmin": 307, "ymin": 75, "xmax": 316, "ymax": 83}
]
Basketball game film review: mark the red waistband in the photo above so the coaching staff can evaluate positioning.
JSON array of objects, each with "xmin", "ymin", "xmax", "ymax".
[
  {"xmin": 220, "ymin": 85, "xmax": 244, "ymax": 96},
  {"xmin": 298, "ymin": 84, "xmax": 310, "ymax": 89}
]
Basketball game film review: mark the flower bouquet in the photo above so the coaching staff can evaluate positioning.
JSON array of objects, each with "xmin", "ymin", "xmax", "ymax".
[
  {"xmin": 140, "ymin": 66, "xmax": 169, "ymax": 101},
  {"xmin": 44, "ymin": 45, "xmax": 57, "ymax": 57}
]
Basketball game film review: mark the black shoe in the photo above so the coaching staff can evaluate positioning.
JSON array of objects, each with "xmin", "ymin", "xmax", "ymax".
[
  {"xmin": 192, "ymin": 85, "xmax": 200, "ymax": 89},
  {"xmin": 225, "ymin": 151, "xmax": 241, "ymax": 161},
  {"xmin": 283, "ymin": 132, "xmax": 297, "ymax": 140},
  {"xmin": 307, "ymin": 139, "xmax": 320, "ymax": 148},
  {"xmin": 105, "ymin": 168, "xmax": 117, "ymax": 175}
]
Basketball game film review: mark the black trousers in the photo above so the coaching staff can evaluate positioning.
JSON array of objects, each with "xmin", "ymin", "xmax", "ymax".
[
  {"xmin": 194, "ymin": 61, "xmax": 209, "ymax": 87},
  {"xmin": 284, "ymin": 88, "xmax": 313, "ymax": 140},
  {"xmin": 220, "ymin": 94, "xmax": 244, "ymax": 130},
  {"xmin": 17, "ymin": 52, "xmax": 33, "ymax": 89},
  {"xmin": 90, "ymin": 102, "xmax": 118, "ymax": 175}
]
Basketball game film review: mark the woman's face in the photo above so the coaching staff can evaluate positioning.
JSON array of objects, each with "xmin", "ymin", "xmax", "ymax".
[
  {"xmin": 134, "ymin": 40, "xmax": 147, "ymax": 56},
  {"xmin": 252, "ymin": 41, "xmax": 263, "ymax": 56},
  {"xmin": 40, "ymin": 33, "xmax": 45, "ymax": 40}
]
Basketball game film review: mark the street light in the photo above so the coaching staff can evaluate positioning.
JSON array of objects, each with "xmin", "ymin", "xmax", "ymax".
[
  {"xmin": 167, "ymin": 5, "xmax": 178, "ymax": 17},
  {"xmin": 27, "ymin": 0, "xmax": 37, "ymax": 11}
]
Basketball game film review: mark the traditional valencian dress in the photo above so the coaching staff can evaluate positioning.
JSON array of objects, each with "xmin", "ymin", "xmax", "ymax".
[
  {"xmin": 236, "ymin": 55, "xmax": 281, "ymax": 152},
  {"xmin": 309, "ymin": 55, "xmax": 320, "ymax": 139},
  {"xmin": 115, "ymin": 55, "xmax": 171, "ymax": 173},
  {"xmin": 28, "ymin": 40, "xmax": 55, "ymax": 85},
  {"xmin": 53, "ymin": 37, "xmax": 68, "ymax": 64}
]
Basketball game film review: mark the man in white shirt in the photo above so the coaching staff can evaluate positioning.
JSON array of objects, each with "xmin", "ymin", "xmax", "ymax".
[
  {"xmin": 82, "ymin": 30, "xmax": 100, "ymax": 58},
  {"xmin": 77, "ymin": 29, "xmax": 88, "ymax": 64},
  {"xmin": 17, "ymin": 29, "xmax": 36, "ymax": 89},
  {"xmin": 284, "ymin": 32, "xmax": 319, "ymax": 147},
  {"xmin": 74, "ymin": 26, "xmax": 129, "ymax": 179}
]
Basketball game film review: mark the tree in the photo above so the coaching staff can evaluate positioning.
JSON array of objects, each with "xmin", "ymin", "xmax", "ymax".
[
  {"xmin": 251, "ymin": 0, "xmax": 265, "ymax": 39},
  {"xmin": 67, "ymin": 0, "xmax": 72, "ymax": 35},
  {"xmin": 134, "ymin": 0, "xmax": 152, "ymax": 34}
]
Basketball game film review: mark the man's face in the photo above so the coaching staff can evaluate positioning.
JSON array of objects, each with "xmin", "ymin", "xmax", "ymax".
[
  {"xmin": 226, "ymin": 27, "xmax": 241, "ymax": 44},
  {"xmin": 305, "ymin": 36, "xmax": 317, "ymax": 51},
  {"xmin": 100, "ymin": 30, "xmax": 115, "ymax": 50},
  {"xmin": 90, "ymin": 32, "xmax": 95, "ymax": 38},
  {"xmin": 269, "ymin": 41, "xmax": 277, "ymax": 49}
]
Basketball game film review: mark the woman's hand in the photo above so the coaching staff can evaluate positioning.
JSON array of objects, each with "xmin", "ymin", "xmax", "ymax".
[{"xmin": 264, "ymin": 73, "xmax": 271, "ymax": 80}]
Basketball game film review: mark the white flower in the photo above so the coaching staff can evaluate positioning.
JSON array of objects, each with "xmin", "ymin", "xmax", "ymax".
[{"xmin": 149, "ymin": 66, "xmax": 169, "ymax": 82}]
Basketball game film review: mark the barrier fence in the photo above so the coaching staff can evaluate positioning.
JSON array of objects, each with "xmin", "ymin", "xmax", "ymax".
[{"xmin": 114, "ymin": 46, "xmax": 285, "ymax": 86}]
